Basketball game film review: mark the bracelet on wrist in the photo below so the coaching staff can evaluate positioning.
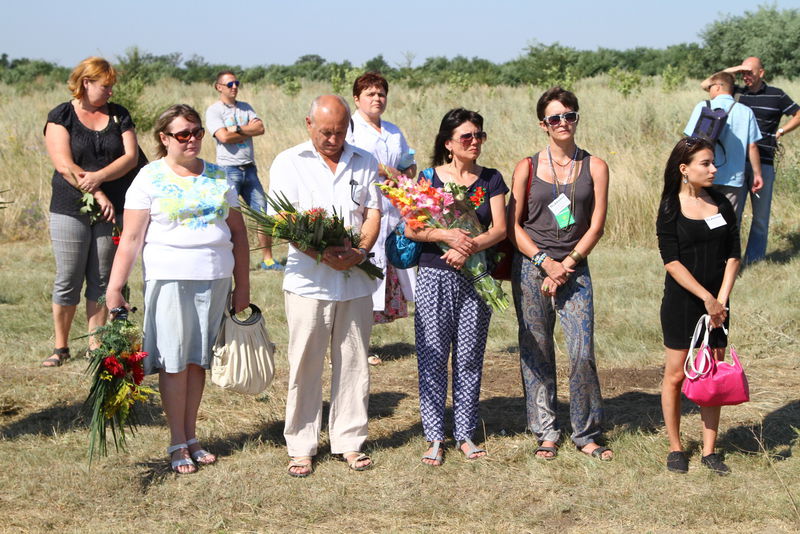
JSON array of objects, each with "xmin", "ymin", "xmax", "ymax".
[
  {"xmin": 531, "ymin": 251, "xmax": 548, "ymax": 267},
  {"xmin": 568, "ymin": 249, "xmax": 585, "ymax": 263}
]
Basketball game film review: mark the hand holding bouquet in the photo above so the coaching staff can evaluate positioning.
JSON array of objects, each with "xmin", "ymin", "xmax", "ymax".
[
  {"xmin": 240, "ymin": 192, "xmax": 383, "ymax": 279},
  {"xmin": 379, "ymin": 175, "xmax": 508, "ymax": 312},
  {"xmin": 84, "ymin": 308, "xmax": 155, "ymax": 462}
]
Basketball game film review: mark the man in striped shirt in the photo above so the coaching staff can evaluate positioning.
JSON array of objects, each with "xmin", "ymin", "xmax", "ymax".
[{"xmin": 702, "ymin": 57, "xmax": 800, "ymax": 264}]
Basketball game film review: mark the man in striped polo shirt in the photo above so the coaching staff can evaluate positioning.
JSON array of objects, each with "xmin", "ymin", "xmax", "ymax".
[{"xmin": 703, "ymin": 57, "xmax": 800, "ymax": 264}]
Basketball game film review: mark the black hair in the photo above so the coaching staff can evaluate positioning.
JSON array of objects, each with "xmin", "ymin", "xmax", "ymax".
[
  {"xmin": 431, "ymin": 108, "xmax": 484, "ymax": 166},
  {"xmin": 658, "ymin": 137, "xmax": 715, "ymax": 222}
]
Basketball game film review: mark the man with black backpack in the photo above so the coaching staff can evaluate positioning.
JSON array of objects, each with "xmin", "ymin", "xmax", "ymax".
[
  {"xmin": 684, "ymin": 71, "xmax": 763, "ymax": 221},
  {"xmin": 703, "ymin": 58, "xmax": 800, "ymax": 264}
]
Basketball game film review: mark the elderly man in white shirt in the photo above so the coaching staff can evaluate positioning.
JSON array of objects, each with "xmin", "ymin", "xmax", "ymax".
[{"xmin": 268, "ymin": 95, "xmax": 381, "ymax": 477}]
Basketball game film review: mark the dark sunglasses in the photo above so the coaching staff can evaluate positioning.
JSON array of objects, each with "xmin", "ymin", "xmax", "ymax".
[
  {"xmin": 166, "ymin": 127, "xmax": 205, "ymax": 143},
  {"xmin": 222, "ymin": 80, "xmax": 241, "ymax": 88},
  {"xmin": 455, "ymin": 131, "xmax": 487, "ymax": 145},
  {"xmin": 542, "ymin": 111, "xmax": 580, "ymax": 126}
]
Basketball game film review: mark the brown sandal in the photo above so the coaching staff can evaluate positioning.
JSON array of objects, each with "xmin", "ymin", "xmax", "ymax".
[{"xmin": 42, "ymin": 347, "xmax": 70, "ymax": 367}]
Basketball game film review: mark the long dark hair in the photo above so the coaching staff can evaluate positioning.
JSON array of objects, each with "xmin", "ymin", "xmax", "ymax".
[
  {"xmin": 431, "ymin": 108, "xmax": 484, "ymax": 166},
  {"xmin": 659, "ymin": 137, "xmax": 714, "ymax": 222}
]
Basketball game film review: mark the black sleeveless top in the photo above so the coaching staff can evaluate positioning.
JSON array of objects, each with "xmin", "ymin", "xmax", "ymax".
[
  {"xmin": 523, "ymin": 149, "xmax": 595, "ymax": 261},
  {"xmin": 45, "ymin": 101, "xmax": 140, "ymax": 217}
]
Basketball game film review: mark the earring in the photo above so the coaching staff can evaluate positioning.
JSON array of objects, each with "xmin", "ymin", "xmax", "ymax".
[
  {"xmin": 447, "ymin": 150, "xmax": 453, "ymax": 162},
  {"xmin": 682, "ymin": 174, "xmax": 688, "ymax": 184}
]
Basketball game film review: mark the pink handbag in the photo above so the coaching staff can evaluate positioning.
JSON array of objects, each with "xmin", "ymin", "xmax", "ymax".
[{"xmin": 682, "ymin": 315, "xmax": 750, "ymax": 407}]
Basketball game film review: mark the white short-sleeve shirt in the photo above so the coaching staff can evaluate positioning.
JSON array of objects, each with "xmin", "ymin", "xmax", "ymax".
[
  {"xmin": 125, "ymin": 158, "xmax": 238, "ymax": 281},
  {"xmin": 267, "ymin": 141, "xmax": 381, "ymax": 301}
]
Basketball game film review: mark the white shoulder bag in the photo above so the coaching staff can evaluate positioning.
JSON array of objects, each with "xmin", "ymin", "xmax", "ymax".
[{"xmin": 212, "ymin": 303, "xmax": 276, "ymax": 395}]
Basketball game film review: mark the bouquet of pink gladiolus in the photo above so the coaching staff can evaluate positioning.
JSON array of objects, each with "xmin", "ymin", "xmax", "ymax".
[{"xmin": 379, "ymin": 175, "xmax": 508, "ymax": 312}]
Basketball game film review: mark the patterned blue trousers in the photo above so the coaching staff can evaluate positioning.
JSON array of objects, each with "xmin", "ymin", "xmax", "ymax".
[
  {"xmin": 511, "ymin": 254, "xmax": 604, "ymax": 447},
  {"xmin": 415, "ymin": 267, "xmax": 491, "ymax": 441}
]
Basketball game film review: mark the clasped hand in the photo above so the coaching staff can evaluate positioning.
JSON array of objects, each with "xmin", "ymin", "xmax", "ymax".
[
  {"xmin": 542, "ymin": 258, "xmax": 573, "ymax": 286},
  {"xmin": 704, "ymin": 296, "xmax": 728, "ymax": 329},
  {"xmin": 322, "ymin": 242, "xmax": 363, "ymax": 271}
]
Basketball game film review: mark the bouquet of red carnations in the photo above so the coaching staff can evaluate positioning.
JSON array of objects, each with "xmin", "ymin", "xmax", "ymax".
[
  {"xmin": 379, "ymin": 175, "xmax": 509, "ymax": 312},
  {"xmin": 84, "ymin": 309, "xmax": 155, "ymax": 462},
  {"xmin": 240, "ymin": 192, "xmax": 384, "ymax": 279}
]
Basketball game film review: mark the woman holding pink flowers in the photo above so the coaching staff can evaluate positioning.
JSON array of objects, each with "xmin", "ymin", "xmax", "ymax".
[{"xmin": 405, "ymin": 108, "xmax": 507, "ymax": 465}]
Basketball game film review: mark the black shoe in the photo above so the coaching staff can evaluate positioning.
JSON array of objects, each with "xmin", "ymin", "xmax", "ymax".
[
  {"xmin": 666, "ymin": 451, "xmax": 689, "ymax": 473},
  {"xmin": 701, "ymin": 453, "xmax": 731, "ymax": 476}
]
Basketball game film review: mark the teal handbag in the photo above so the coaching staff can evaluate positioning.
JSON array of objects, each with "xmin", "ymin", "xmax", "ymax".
[{"xmin": 385, "ymin": 220, "xmax": 421, "ymax": 269}]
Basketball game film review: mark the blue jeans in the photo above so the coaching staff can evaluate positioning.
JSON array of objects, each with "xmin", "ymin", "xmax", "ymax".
[
  {"xmin": 744, "ymin": 162, "xmax": 775, "ymax": 264},
  {"xmin": 221, "ymin": 164, "xmax": 267, "ymax": 212}
]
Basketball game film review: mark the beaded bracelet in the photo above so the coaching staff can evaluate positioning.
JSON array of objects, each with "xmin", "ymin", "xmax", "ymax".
[{"xmin": 531, "ymin": 251, "xmax": 548, "ymax": 267}]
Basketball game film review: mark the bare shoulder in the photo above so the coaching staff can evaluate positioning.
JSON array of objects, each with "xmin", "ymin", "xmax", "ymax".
[{"xmin": 589, "ymin": 155, "xmax": 609, "ymax": 177}]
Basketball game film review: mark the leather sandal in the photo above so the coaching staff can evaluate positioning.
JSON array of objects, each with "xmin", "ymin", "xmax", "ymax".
[
  {"xmin": 422, "ymin": 441, "xmax": 444, "ymax": 466},
  {"xmin": 457, "ymin": 438, "xmax": 487, "ymax": 460},
  {"xmin": 534, "ymin": 445, "xmax": 559, "ymax": 460},
  {"xmin": 186, "ymin": 437, "xmax": 216, "ymax": 465},
  {"xmin": 167, "ymin": 443, "xmax": 197, "ymax": 474},
  {"xmin": 342, "ymin": 451, "xmax": 373, "ymax": 471},
  {"xmin": 42, "ymin": 347, "xmax": 70, "ymax": 367},
  {"xmin": 580, "ymin": 443, "xmax": 613, "ymax": 461},
  {"xmin": 288, "ymin": 456, "xmax": 313, "ymax": 478}
]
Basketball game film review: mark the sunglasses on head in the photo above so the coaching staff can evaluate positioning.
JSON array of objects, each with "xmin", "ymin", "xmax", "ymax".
[
  {"xmin": 542, "ymin": 111, "xmax": 580, "ymax": 126},
  {"xmin": 222, "ymin": 80, "xmax": 241, "ymax": 88},
  {"xmin": 166, "ymin": 127, "xmax": 205, "ymax": 143},
  {"xmin": 455, "ymin": 131, "xmax": 487, "ymax": 145}
]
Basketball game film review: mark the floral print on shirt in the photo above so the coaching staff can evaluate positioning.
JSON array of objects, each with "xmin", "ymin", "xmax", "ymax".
[{"xmin": 151, "ymin": 162, "xmax": 231, "ymax": 229}]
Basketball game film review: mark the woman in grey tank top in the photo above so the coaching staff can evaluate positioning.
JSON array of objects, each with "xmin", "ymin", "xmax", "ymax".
[{"xmin": 508, "ymin": 87, "xmax": 612, "ymax": 461}]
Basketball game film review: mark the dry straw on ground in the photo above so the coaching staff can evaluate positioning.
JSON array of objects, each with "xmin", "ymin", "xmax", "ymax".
[{"xmin": 0, "ymin": 78, "xmax": 799, "ymax": 533}]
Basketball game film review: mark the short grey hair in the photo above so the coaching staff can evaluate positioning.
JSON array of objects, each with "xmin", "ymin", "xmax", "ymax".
[{"xmin": 307, "ymin": 95, "xmax": 351, "ymax": 123}]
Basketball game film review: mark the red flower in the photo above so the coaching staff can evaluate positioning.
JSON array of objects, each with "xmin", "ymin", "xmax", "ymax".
[
  {"xmin": 102, "ymin": 356, "xmax": 125, "ymax": 378},
  {"xmin": 112, "ymin": 236, "xmax": 121, "ymax": 246},
  {"xmin": 131, "ymin": 364, "xmax": 145, "ymax": 385},
  {"xmin": 129, "ymin": 351, "xmax": 148, "ymax": 363}
]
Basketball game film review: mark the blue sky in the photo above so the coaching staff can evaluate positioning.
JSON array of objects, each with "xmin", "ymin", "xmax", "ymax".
[{"xmin": 2, "ymin": 1, "xmax": 798, "ymax": 67}]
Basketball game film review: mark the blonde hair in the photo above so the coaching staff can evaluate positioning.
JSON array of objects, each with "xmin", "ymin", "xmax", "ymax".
[{"xmin": 67, "ymin": 57, "xmax": 117, "ymax": 100}]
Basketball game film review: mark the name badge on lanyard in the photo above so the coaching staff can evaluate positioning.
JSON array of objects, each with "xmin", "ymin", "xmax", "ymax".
[
  {"xmin": 548, "ymin": 193, "xmax": 576, "ymax": 229},
  {"xmin": 705, "ymin": 213, "xmax": 726, "ymax": 229}
]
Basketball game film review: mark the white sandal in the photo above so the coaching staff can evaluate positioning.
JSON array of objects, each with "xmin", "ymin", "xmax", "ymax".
[
  {"xmin": 186, "ymin": 437, "xmax": 216, "ymax": 465},
  {"xmin": 167, "ymin": 443, "xmax": 197, "ymax": 474}
]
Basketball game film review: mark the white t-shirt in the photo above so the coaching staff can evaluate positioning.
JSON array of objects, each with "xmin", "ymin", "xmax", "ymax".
[
  {"xmin": 125, "ymin": 158, "xmax": 239, "ymax": 281},
  {"xmin": 267, "ymin": 141, "xmax": 381, "ymax": 301}
]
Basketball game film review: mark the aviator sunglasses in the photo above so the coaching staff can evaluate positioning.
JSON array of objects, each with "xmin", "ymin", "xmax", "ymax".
[
  {"xmin": 455, "ymin": 131, "xmax": 488, "ymax": 145},
  {"xmin": 221, "ymin": 80, "xmax": 241, "ymax": 88},
  {"xmin": 542, "ymin": 111, "xmax": 580, "ymax": 126},
  {"xmin": 165, "ymin": 127, "xmax": 205, "ymax": 143}
]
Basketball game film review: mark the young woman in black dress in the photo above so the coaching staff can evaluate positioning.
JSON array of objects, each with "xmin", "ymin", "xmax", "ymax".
[{"xmin": 657, "ymin": 137, "xmax": 741, "ymax": 475}]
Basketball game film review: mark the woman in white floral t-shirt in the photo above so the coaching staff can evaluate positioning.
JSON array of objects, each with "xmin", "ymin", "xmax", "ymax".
[{"xmin": 106, "ymin": 104, "xmax": 250, "ymax": 474}]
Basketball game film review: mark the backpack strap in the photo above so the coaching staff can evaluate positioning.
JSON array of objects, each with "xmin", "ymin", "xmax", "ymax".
[{"xmin": 705, "ymin": 99, "xmax": 711, "ymax": 109}]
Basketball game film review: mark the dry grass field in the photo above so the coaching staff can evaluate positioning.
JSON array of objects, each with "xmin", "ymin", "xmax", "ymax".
[{"xmin": 0, "ymin": 78, "xmax": 799, "ymax": 533}]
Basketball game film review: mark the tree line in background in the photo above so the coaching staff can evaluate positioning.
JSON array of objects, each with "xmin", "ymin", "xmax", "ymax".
[{"xmin": 2, "ymin": 6, "xmax": 797, "ymax": 98}]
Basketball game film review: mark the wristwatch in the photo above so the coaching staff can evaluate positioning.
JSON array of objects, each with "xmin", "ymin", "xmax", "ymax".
[
  {"xmin": 236, "ymin": 125, "xmax": 242, "ymax": 134},
  {"xmin": 777, "ymin": 128, "xmax": 785, "ymax": 135},
  {"xmin": 358, "ymin": 247, "xmax": 369, "ymax": 263}
]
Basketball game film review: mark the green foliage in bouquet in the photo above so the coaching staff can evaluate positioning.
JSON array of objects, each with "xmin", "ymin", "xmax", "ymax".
[{"xmin": 239, "ymin": 192, "xmax": 384, "ymax": 280}]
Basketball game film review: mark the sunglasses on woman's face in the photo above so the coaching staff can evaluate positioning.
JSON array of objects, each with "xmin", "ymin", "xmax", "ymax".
[
  {"xmin": 455, "ymin": 131, "xmax": 488, "ymax": 145},
  {"xmin": 166, "ymin": 127, "xmax": 205, "ymax": 143},
  {"xmin": 223, "ymin": 80, "xmax": 241, "ymax": 88},
  {"xmin": 542, "ymin": 111, "xmax": 580, "ymax": 127}
]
